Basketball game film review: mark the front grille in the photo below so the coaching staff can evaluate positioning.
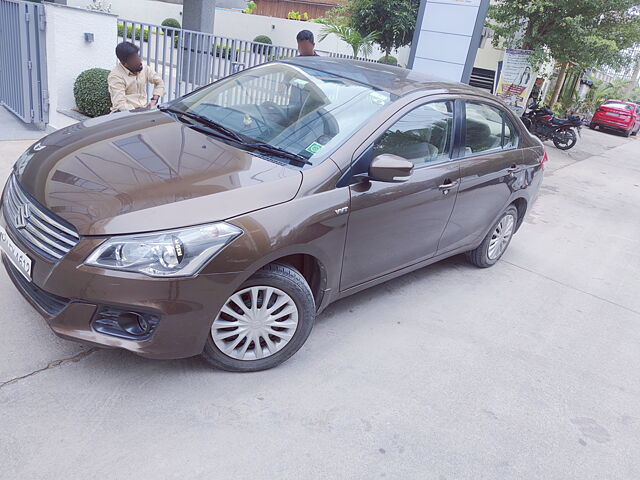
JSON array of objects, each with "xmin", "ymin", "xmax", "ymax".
[
  {"xmin": 2, "ymin": 175, "xmax": 79, "ymax": 261},
  {"xmin": 3, "ymin": 256, "xmax": 70, "ymax": 316}
]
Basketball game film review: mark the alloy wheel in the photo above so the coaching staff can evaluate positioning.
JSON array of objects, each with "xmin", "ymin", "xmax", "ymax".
[
  {"xmin": 487, "ymin": 214, "xmax": 516, "ymax": 260},
  {"xmin": 211, "ymin": 286, "xmax": 299, "ymax": 361}
]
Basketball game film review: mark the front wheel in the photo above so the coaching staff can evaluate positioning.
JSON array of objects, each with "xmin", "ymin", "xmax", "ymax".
[
  {"xmin": 466, "ymin": 206, "xmax": 518, "ymax": 268},
  {"xmin": 202, "ymin": 264, "xmax": 316, "ymax": 372},
  {"xmin": 552, "ymin": 128, "xmax": 577, "ymax": 150}
]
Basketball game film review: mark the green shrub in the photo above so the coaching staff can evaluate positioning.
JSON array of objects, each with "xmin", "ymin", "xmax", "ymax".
[
  {"xmin": 252, "ymin": 35, "xmax": 272, "ymax": 53},
  {"xmin": 253, "ymin": 35, "xmax": 272, "ymax": 45},
  {"xmin": 73, "ymin": 68, "xmax": 112, "ymax": 118},
  {"xmin": 117, "ymin": 24, "xmax": 150, "ymax": 42},
  {"xmin": 207, "ymin": 43, "xmax": 239, "ymax": 59},
  {"xmin": 161, "ymin": 18, "xmax": 181, "ymax": 29},
  {"xmin": 378, "ymin": 55, "xmax": 398, "ymax": 66},
  {"xmin": 244, "ymin": 1, "xmax": 257, "ymax": 14}
]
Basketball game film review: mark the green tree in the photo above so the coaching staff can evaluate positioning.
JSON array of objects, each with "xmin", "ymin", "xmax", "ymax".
[
  {"xmin": 487, "ymin": 1, "xmax": 640, "ymax": 70},
  {"xmin": 349, "ymin": 0, "xmax": 419, "ymax": 60},
  {"xmin": 319, "ymin": 24, "xmax": 378, "ymax": 58},
  {"xmin": 313, "ymin": 4, "xmax": 352, "ymax": 26}
]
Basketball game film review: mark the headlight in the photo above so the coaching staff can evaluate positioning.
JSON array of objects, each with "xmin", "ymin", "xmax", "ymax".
[{"xmin": 85, "ymin": 222, "xmax": 242, "ymax": 277}]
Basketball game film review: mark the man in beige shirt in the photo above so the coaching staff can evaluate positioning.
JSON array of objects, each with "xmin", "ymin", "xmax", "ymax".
[{"xmin": 108, "ymin": 41, "xmax": 165, "ymax": 112}]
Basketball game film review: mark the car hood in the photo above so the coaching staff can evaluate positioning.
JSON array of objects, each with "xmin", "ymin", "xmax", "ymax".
[{"xmin": 13, "ymin": 111, "xmax": 303, "ymax": 236}]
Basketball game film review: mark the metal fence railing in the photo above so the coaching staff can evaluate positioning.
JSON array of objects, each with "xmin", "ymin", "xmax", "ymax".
[
  {"xmin": 117, "ymin": 19, "xmax": 376, "ymax": 102},
  {"xmin": 0, "ymin": 0, "xmax": 48, "ymax": 127}
]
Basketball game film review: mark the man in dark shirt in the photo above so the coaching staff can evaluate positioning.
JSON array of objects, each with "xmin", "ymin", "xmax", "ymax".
[{"xmin": 297, "ymin": 30, "xmax": 319, "ymax": 56}]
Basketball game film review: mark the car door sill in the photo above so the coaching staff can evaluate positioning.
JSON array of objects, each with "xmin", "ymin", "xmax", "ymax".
[{"xmin": 337, "ymin": 243, "xmax": 476, "ymax": 300}]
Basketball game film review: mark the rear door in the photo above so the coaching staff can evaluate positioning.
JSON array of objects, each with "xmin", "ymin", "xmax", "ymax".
[
  {"xmin": 339, "ymin": 98, "xmax": 460, "ymax": 290},
  {"xmin": 437, "ymin": 99, "xmax": 524, "ymax": 254}
]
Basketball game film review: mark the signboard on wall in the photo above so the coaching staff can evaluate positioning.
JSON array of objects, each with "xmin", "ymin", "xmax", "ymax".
[
  {"xmin": 494, "ymin": 49, "xmax": 537, "ymax": 115},
  {"xmin": 407, "ymin": 0, "xmax": 490, "ymax": 83}
]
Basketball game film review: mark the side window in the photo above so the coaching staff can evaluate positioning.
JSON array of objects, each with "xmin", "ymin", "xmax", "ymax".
[
  {"xmin": 373, "ymin": 101, "xmax": 453, "ymax": 166},
  {"xmin": 465, "ymin": 102, "xmax": 518, "ymax": 154}
]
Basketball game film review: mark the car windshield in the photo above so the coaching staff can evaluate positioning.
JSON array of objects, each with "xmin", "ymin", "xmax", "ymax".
[
  {"xmin": 166, "ymin": 63, "xmax": 396, "ymax": 166},
  {"xmin": 603, "ymin": 101, "xmax": 634, "ymax": 111}
]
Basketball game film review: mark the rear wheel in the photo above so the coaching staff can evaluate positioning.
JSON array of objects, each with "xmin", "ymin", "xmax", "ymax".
[
  {"xmin": 589, "ymin": 122, "xmax": 597, "ymax": 130},
  {"xmin": 552, "ymin": 128, "xmax": 577, "ymax": 150},
  {"xmin": 202, "ymin": 264, "xmax": 315, "ymax": 372},
  {"xmin": 624, "ymin": 128, "xmax": 632, "ymax": 137},
  {"xmin": 466, "ymin": 206, "xmax": 518, "ymax": 268}
]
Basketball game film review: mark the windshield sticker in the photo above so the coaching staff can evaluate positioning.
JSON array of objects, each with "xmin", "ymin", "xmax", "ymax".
[{"xmin": 305, "ymin": 142, "xmax": 324, "ymax": 154}]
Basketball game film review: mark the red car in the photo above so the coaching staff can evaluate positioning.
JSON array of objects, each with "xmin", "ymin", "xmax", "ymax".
[{"xmin": 590, "ymin": 99, "xmax": 640, "ymax": 137}]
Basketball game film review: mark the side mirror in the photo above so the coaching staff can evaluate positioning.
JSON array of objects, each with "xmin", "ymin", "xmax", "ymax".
[{"xmin": 367, "ymin": 154, "xmax": 414, "ymax": 183}]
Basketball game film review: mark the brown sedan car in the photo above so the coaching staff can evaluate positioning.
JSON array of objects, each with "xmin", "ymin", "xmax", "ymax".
[{"xmin": 0, "ymin": 58, "xmax": 545, "ymax": 371}]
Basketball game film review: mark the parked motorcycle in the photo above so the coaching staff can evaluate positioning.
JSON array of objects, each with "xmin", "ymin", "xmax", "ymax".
[{"xmin": 521, "ymin": 102, "xmax": 583, "ymax": 150}]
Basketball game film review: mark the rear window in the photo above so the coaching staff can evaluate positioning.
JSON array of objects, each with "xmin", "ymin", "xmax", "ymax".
[{"xmin": 603, "ymin": 101, "xmax": 634, "ymax": 111}]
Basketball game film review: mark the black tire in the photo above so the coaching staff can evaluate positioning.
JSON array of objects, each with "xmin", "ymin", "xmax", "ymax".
[
  {"xmin": 202, "ymin": 263, "xmax": 315, "ymax": 372},
  {"xmin": 552, "ymin": 128, "xmax": 577, "ymax": 150},
  {"xmin": 589, "ymin": 122, "xmax": 597, "ymax": 130},
  {"xmin": 466, "ymin": 205, "xmax": 518, "ymax": 268},
  {"xmin": 623, "ymin": 128, "xmax": 632, "ymax": 138}
]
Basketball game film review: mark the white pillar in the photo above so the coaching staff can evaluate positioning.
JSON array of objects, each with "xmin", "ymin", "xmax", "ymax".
[{"xmin": 408, "ymin": 0, "xmax": 490, "ymax": 83}]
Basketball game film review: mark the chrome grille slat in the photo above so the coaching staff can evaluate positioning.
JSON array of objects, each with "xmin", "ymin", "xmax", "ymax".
[
  {"xmin": 18, "ymin": 227, "xmax": 64, "ymax": 259},
  {"xmin": 9, "ymin": 176, "xmax": 79, "ymax": 239},
  {"xmin": 24, "ymin": 223, "xmax": 67, "ymax": 254},
  {"xmin": 2, "ymin": 175, "xmax": 79, "ymax": 261},
  {"xmin": 28, "ymin": 215, "xmax": 77, "ymax": 247}
]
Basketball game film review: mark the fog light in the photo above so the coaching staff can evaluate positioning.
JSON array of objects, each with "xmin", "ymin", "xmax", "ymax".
[{"xmin": 91, "ymin": 307, "xmax": 159, "ymax": 340}]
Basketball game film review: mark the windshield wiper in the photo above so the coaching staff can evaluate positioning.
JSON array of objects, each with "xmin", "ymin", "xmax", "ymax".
[
  {"xmin": 244, "ymin": 142, "xmax": 312, "ymax": 166},
  {"xmin": 159, "ymin": 106, "xmax": 245, "ymax": 143},
  {"xmin": 160, "ymin": 105, "xmax": 311, "ymax": 166}
]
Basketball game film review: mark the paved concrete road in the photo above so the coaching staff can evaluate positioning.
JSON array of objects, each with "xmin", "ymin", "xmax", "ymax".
[{"xmin": 0, "ymin": 129, "xmax": 639, "ymax": 480}]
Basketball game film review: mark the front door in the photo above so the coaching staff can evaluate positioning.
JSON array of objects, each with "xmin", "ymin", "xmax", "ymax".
[
  {"xmin": 438, "ymin": 100, "xmax": 524, "ymax": 254},
  {"xmin": 340, "ymin": 100, "xmax": 459, "ymax": 290}
]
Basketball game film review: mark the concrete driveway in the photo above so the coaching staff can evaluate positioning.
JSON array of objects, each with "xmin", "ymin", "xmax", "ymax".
[{"xmin": 0, "ymin": 129, "xmax": 639, "ymax": 479}]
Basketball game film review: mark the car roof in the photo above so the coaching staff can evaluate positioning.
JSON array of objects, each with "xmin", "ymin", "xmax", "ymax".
[{"xmin": 282, "ymin": 56, "xmax": 489, "ymax": 98}]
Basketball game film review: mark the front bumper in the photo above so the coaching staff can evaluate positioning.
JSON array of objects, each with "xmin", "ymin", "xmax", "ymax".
[{"xmin": 0, "ymin": 210, "xmax": 242, "ymax": 359}]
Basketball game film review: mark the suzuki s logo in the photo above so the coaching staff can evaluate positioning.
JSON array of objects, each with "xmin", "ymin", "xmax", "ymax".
[
  {"xmin": 15, "ymin": 204, "xmax": 30, "ymax": 229},
  {"xmin": 334, "ymin": 206, "xmax": 349, "ymax": 215}
]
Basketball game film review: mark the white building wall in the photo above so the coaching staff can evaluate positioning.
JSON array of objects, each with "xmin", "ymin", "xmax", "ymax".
[
  {"xmin": 44, "ymin": 3, "xmax": 118, "ymax": 129},
  {"xmin": 474, "ymin": 42, "xmax": 504, "ymax": 72}
]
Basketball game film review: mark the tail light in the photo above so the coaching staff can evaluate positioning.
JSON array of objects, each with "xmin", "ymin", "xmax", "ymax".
[{"xmin": 541, "ymin": 149, "xmax": 548, "ymax": 170}]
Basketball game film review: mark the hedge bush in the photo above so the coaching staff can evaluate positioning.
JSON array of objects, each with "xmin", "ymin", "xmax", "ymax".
[
  {"xmin": 378, "ymin": 55, "xmax": 398, "ymax": 66},
  {"xmin": 117, "ymin": 24, "xmax": 150, "ymax": 42},
  {"xmin": 252, "ymin": 35, "xmax": 272, "ymax": 53},
  {"xmin": 161, "ymin": 18, "xmax": 181, "ymax": 29},
  {"xmin": 73, "ymin": 68, "xmax": 112, "ymax": 118}
]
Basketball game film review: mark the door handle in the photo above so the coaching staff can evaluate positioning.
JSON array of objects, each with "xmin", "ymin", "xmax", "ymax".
[
  {"xmin": 438, "ymin": 180, "xmax": 458, "ymax": 195},
  {"xmin": 506, "ymin": 164, "xmax": 518, "ymax": 173},
  {"xmin": 438, "ymin": 180, "xmax": 459, "ymax": 190}
]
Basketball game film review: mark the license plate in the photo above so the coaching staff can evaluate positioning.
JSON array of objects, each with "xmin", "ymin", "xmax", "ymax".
[
  {"xmin": 606, "ymin": 112, "xmax": 619, "ymax": 117},
  {"xmin": 0, "ymin": 225, "xmax": 32, "ymax": 281}
]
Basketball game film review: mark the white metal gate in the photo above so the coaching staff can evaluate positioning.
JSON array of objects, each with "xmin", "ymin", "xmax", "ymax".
[{"xmin": 0, "ymin": 0, "xmax": 48, "ymax": 128}]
